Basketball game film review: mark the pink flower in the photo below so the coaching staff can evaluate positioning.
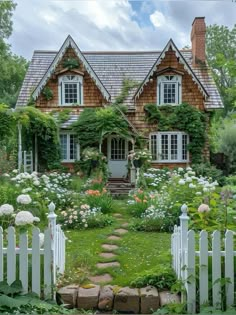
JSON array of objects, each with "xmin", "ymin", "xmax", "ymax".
[{"xmin": 198, "ymin": 204, "xmax": 210, "ymax": 213}]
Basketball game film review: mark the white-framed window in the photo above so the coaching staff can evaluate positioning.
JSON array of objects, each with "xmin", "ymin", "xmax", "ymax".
[
  {"xmin": 157, "ymin": 75, "xmax": 182, "ymax": 105},
  {"xmin": 150, "ymin": 132, "xmax": 189, "ymax": 163},
  {"xmin": 59, "ymin": 132, "xmax": 80, "ymax": 162},
  {"xmin": 59, "ymin": 75, "xmax": 83, "ymax": 106}
]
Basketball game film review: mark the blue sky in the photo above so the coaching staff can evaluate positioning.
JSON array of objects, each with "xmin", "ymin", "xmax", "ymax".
[{"xmin": 8, "ymin": 0, "xmax": 236, "ymax": 59}]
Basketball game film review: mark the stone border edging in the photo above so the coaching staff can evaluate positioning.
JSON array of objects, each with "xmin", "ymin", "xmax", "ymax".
[{"xmin": 58, "ymin": 284, "xmax": 180, "ymax": 313}]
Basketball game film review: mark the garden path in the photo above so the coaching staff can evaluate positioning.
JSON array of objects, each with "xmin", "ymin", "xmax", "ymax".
[{"xmin": 89, "ymin": 212, "xmax": 129, "ymax": 284}]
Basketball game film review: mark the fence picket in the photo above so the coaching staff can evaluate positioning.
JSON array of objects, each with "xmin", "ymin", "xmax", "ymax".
[
  {"xmin": 225, "ymin": 230, "xmax": 234, "ymax": 307},
  {"xmin": 44, "ymin": 228, "xmax": 52, "ymax": 299},
  {"xmin": 0, "ymin": 227, "xmax": 3, "ymax": 281},
  {"xmin": 212, "ymin": 230, "xmax": 221, "ymax": 308},
  {"xmin": 19, "ymin": 232, "xmax": 28, "ymax": 293},
  {"xmin": 7, "ymin": 227, "xmax": 16, "ymax": 285},
  {"xmin": 32, "ymin": 228, "xmax": 40, "ymax": 296},
  {"xmin": 199, "ymin": 230, "xmax": 209, "ymax": 305},
  {"xmin": 186, "ymin": 230, "xmax": 196, "ymax": 314}
]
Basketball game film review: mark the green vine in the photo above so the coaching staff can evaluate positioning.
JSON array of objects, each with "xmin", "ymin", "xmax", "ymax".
[
  {"xmin": 50, "ymin": 109, "xmax": 72, "ymax": 125},
  {"xmin": 114, "ymin": 78, "xmax": 140, "ymax": 107},
  {"xmin": 63, "ymin": 58, "xmax": 80, "ymax": 70},
  {"xmin": 144, "ymin": 103, "xmax": 207, "ymax": 163},
  {"xmin": 42, "ymin": 86, "xmax": 53, "ymax": 101}
]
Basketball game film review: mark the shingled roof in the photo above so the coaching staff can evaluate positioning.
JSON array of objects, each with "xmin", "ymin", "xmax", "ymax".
[{"xmin": 16, "ymin": 43, "xmax": 223, "ymax": 110}]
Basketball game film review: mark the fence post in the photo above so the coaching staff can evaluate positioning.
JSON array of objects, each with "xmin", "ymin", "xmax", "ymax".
[
  {"xmin": 47, "ymin": 202, "xmax": 57, "ymax": 285},
  {"xmin": 179, "ymin": 204, "xmax": 189, "ymax": 302}
]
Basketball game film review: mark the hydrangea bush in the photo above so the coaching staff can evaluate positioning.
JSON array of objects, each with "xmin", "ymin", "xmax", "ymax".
[{"xmin": 129, "ymin": 167, "xmax": 236, "ymax": 232}]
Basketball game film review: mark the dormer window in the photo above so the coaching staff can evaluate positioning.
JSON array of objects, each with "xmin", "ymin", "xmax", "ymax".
[
  {"xmin": 59, "ymin": 75, "xmax": 83, "ymax": 106},
  {"xmin": 157, "ymin": 75, "xmax": 182, "ymax": 105}
]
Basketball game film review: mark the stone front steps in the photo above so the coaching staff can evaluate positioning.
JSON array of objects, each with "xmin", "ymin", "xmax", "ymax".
[
  {"xmin": 58, "ymin": 284, "xmax": 180, "ymax": 313},
  {"xmin": 107, "ymin": 179, "xmax": 134, "ymax": 196}
]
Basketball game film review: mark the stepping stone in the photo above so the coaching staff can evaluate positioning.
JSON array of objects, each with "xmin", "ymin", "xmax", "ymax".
[
  {"xmin": 102, "ymin": 244, "xmax": 119, "ymax": 251},
  {"xmin": 97, "ymin": 261, "xmax": 120, "ymax": 268},
  {"xmin": 89, "ymin": 274, "xmax": 113, "ymax": 284},
  {"xmin": 113, "ymin": 213, "xmax": 123, "ymax": 218},
  {"xmin": 121, "ymin": 222, "xmax": 129, "ymax": 228},
  {"xmin": 107, "ymin": 235, "xmax": 121, "ymax": 241},
  {"xmin": 114, "ymin": 228, "xmax": 128, "ymax": 234},
  {"xmin": 99, "ymin": 252, "xmax": 116, "ymax": 259}
]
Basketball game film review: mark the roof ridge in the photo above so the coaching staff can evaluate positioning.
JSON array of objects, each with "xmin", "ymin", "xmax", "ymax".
[{"xmin": 33, "ymin": 49, "xmax": 192, "ymax": 55}]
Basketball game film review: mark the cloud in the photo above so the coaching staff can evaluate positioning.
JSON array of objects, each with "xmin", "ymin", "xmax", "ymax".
[
  {"xmin": 150, "ymin": 10, "xmax": 166, "ymax": 28},
  {"xmin": 8, "ymin": 0, "xmax": 236, "ymax": 60}
]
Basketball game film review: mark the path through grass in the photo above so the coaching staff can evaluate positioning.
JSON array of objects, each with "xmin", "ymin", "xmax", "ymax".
[{"xmin": 65, "ymin": 199, "xmax": 171, "ymax": 287}]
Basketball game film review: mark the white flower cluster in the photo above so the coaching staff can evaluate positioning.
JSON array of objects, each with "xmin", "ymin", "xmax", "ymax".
[
  {"xmin": 15, "ymin": 211, "xmax": 40, "ymax": 226},
  {"xmin": 0, "ymin": 204, "xmax": 14, "ymax": 216},
  {"xmin": 17, "ymin": 194, "xmax": 32, "ymax": 205}
]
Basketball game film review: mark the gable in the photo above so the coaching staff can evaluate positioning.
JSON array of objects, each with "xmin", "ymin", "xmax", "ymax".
[
  {"xmin": 32, "ymin": 35, "xmax": 110, "ymax": 103},
  {"xmin": 134, "ymin": 39, "xmax": 209, "ymax": 102}
]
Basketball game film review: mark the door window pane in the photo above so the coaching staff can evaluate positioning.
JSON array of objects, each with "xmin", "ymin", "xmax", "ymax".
[{"xmin": 111, "ymin": 138, "xmax": 126, "ymax": 160}]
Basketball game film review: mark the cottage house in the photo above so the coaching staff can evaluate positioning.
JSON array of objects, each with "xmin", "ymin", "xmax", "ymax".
[{"xmin": 16, "ymin": 17, "xmax": 222, "ymax": 178}]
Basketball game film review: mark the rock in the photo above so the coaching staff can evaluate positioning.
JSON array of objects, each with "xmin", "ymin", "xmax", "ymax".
[
  {"xmin": 114, "ymin": 287, "xmax": 140, "ymax": 313},
  {"xmin": 77, "ymin": 285, "xmax": 100, "ymax": 310},
  {"xmin": 99, "ymin": 252, "xmax": 116, "ymax": 259},
  {"xmin": 102, "ymin": 244, "xmax": 119, "ymax": 251},
  {"xmin": 96, "ymin": 261, "xmax": 120, "ymax": 269},
  {"xmin": 58, "ymin": 285, "xmax": 78, "ymax": 308},
  {"xmin": 107, "ymin": 235, "xmax": 121, "ymax": 241},
  {"xmin": 159, "ymin": 291, "xmax": 180, "ymax": 306},
  {"xmin": 98, "ymin": 285, "xmax": 114, "ymax": 311},
  {"xmin": 114, "ymin": 228, "xmax": 128, "ymax": 234},
  {"xmin": 121, "ymin": 222, "xmax": 129, "ymax": 228},
  {"xmin": 89, "ymin": 273, "xmax": 113, "ymax": 284},
  {"xmin": 140, "ymin": 286, "xmax": 159, "ymax": 314}
]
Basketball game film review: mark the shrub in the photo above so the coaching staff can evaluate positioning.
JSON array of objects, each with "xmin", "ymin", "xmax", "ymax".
[
  {"xmin": 130, "ymin": 266, "xmax": 176, "ymax": 290},
  {"xmin": 192, "ymin": 162, "xmax": 225, "ymax": 186},
  {"xmin": 83, "ymin": 189, "xmax": 113, "ymax": 214},
  {"xmin": 219, "ymin": 125, "xmax": 236, "ymax": 174}
]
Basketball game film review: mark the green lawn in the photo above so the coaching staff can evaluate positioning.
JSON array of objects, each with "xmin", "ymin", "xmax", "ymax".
[{"xmin": 64, "ymin": 200, "xmax": 171, "ymax": 287}]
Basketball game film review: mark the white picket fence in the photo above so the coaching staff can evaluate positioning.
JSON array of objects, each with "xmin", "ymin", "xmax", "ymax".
[
  {"xmin": 171, "ymin": 204, "xmax": 236, "ymax": 313},
  {"xmin": 0, "ymin": 202, "xmax": 66, "ymax": 299}
]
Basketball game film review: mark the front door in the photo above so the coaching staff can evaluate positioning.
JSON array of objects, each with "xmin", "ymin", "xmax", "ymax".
[{"xmin": 108, "ymin": 136, "xmax": 128, "ymax": 178}]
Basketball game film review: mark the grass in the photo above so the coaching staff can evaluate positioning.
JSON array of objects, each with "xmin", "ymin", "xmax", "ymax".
[{"xmin": 64, "ymin": 199, "xmax": 171, "ymax": 287}]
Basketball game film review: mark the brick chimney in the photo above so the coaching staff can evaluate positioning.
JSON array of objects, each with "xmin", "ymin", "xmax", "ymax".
[{"xmin": 191, "ymin": 17, "xmax": 206, "ymax": 66}]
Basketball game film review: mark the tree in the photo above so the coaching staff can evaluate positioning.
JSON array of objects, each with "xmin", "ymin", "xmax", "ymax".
[
  {"xmin": 0, "ymin": 1, "xmax": 28, "ymax": 107},
  {"xmin": 206, "ymin": 24, "xmax": 236, "ymax": 113},
  {"xmin": 0, "ymin": 1, "xmax": 16, "ymax": 39},
  {"xmin": 0, "ymin": 39, "xmax": 28, "ymax": 107}
]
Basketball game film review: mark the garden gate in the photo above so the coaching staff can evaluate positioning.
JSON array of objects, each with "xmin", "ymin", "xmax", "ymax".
[
  {"xmin": 171, "ymin": 204, "xmax": 236, "ymax": 313},
  {"xmin": 0, "ymin": 202, "xmax": 66, "ymax": 299}
]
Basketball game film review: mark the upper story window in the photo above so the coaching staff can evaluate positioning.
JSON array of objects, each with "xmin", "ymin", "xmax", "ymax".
[
  {"xmin": 157, "ymin": 75, "xmax": 182, "ymax": 105},
  {"xmin": 59, "ymin": 75, "xmax": 83, "ymax": 106}
]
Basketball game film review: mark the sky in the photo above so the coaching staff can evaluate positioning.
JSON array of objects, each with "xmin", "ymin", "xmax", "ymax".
[{"xmin": 7, "ymin": 0, "xmax": 236, "ymax": 60}]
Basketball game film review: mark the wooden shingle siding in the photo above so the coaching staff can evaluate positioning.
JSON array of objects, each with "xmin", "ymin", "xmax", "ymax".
[{"xmin": 36, "ymin": 48, "xmax": 107, "ymax": 110}]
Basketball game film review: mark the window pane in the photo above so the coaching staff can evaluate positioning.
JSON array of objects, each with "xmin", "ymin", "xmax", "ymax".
[
  {"xmin": 161, "ymin": 134, "xmax": 168, "ymax": 160},
  {"xmin": 64, "ymin": 83, "xmax": 78, "ymax": 104},
  {"xmin": 171, "ymin": 134, "xmax": 178, "ymax": 160},
  {"xmin": 60, "ymin": 134, "xmax": 67, "ymax": 160},
  {"xmin": 150, "ymin": 135, "xmax": 157, "ymax": 160},
  {"xmin": 111, "ymin": 138, "xmax": 125, "ymax": 160},
  {"xmin": 70, "ymin": 135, "xmax": 77, "ymax": 160},
  {"xmin": 182, "ymin": 134, "xmax": 188, "ymax": 161},
  {"xmin": 163, "ymin": 82, "xmax": 176, "ymax": 104}
]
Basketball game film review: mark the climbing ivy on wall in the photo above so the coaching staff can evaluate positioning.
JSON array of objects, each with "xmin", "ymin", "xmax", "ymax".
[
  {"xmin": 114, "ymin": 78, "xmax": 140, "ymax": 107},
  {"xmin": 144, "ymin": 103, "xmax": 207, "ymax": 164},
  {"xmin": 16, "ymin": 107, "xmax": 61, "ymax": 170}
]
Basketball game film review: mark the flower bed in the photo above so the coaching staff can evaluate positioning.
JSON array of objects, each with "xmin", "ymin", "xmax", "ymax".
[{"xmin": 128, "ymin": 167, "xmax": 236, "ymax": 232}]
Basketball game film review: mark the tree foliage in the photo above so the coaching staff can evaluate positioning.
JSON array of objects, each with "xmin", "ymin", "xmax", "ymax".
[
  {"xmin": 0, "ymin": 1, "xmax": 16, "ymax": 39},
  {"xmin": 206, "ymin": 24, "xmax": 236, "ymax": 113}
]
